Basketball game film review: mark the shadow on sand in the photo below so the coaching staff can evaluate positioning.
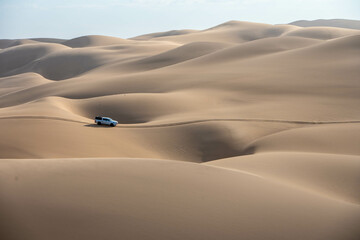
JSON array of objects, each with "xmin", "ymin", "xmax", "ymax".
[{"xmin": 84, "ymin": 124, "xmax": 116, "ymax": 128}]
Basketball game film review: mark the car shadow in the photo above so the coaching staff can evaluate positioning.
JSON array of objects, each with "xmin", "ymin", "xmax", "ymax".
[{"xmin": 84, "ymin": 124, "xmax": 116, "ymax": 128}]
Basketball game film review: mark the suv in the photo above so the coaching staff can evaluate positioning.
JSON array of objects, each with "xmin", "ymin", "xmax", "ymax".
[{"xmin": 95, "ymin": 116, "xmax": 118, "ymax": 127}]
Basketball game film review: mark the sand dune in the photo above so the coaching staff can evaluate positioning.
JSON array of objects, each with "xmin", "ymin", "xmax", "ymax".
[
  {"xmin": 290, "ymin": 19, "xmax": 360, "ymax": 30},
  {"xmin": 1, "ymin": 19, "xmax": 360, "ymax": 239},
  {"xmin": 0, "ymin": 39, "xmax": 40, "ymax": 49},
  {"xmin": 284, "ymin": 26, "xmax": 360, "ymax": 39},
  {"xmin": 114, "ymin": 41, "xmax": 231, "ymax": 72},
  {"xmin": 0, "ymin": 73, "xmax": 51, "ymax": 96},
  {"xmin": 131, "ymin": 29, "xmax": 198, "ymax": 40},
  {"xmin": 206, "ymin": 152, "xmax": 360, "ymax": 203},
  {"xmin": 136, "ymin": 20, "xmax": 359, "ymax": 44},
  {"xmin": 140, "ymin": 21, "xmax": 299, "ymax": 44},
  {"xmin": 63, "ymin": 35, "xmax": 129, "ymax": 48},
  {"xmin": 0, "ymin": 38, "xmax": 66, "ymax": 49},
  {"xmin": 29, "ymin": 38, "xmax": 66, "ymax": 44},
  {"xmin": 0, "ymin": 43, "xmax": 69, "ymax": 76},
  {"xmin": 243, "ymin": 123, "xmax": 360, "ymax": 156},
  {"xmin": 0, "ymin": 41, "xmax": 179, "ymax": 81},
  {"xmin": 175, "ymin": 36, "xmax": 322, "ymax": 65},
  {"xmin": 1, "ymin": 158, "xmax": 359, "ymax": 240}
]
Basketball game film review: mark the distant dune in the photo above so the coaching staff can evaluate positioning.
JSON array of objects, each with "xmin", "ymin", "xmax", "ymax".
[
  {"xmin": 131, "ymin": 29, "xmax": 198, "ymax": 40},
  {"xmin": 0, "ymin": 19, "xmax": 359, "ymax": 240},
  {"xmin": 290, "ymin": 19, "xmax": 360, "ymax": 30}
]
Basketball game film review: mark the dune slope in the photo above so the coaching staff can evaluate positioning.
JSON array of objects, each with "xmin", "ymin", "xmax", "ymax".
[{"xmin": 1, "ymin": 158, "xmax": 359, "ymax": 240}]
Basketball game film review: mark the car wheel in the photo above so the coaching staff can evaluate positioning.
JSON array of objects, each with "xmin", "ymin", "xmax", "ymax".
[
  {"xmin": 97, "ymin": 122, "xmax": 101, "ymax": 125},
  {"xmin": 110, "ymin": 123, "xmax": 114, "ymax": 127}
]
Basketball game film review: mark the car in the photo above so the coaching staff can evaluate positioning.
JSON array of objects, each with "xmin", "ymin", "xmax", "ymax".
[{"xmin": 94, "ymin": 116, "xmax": 118, "ymax": 127}]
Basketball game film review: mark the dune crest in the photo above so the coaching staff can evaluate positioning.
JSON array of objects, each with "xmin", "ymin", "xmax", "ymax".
[
  {"xmin": 290, "ymin": 19, "xmax": 360, "ymax": 30},
  {"xmin": 63, "ymin": 35, "xmax": 129, "ymax": 48}
]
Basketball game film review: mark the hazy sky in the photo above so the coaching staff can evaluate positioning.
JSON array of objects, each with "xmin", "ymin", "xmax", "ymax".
[{"xmin": 0, "ymin": 0, "xmax": 359, "ymax": 39}]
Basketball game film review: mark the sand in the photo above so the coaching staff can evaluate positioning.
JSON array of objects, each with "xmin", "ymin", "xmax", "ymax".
[{"xmin": 0, "ymin": 19, "xmax": 359, "ymax": 240}]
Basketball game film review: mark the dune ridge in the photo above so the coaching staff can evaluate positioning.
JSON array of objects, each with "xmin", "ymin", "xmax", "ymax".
[
  {"xmin": 290, "ymin": 19, "xmax": 360, "ymax": 30},
  {"xmin": 1, "ymin": 19, "xmax": 359, "ymax": 240}
]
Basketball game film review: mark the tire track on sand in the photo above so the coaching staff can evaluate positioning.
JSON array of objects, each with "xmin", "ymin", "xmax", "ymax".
[{"xmin": 1, "ymin": 115, "xmax": 360, "ymax": 128}]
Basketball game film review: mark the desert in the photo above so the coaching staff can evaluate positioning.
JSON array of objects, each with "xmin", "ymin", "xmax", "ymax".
[{"xmin": 0, "ymin": 19, "xmax": 360, "ymax": 240}]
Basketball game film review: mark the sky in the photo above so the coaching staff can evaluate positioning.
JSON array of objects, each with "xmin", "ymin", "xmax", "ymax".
[{"xmin": 0, "ymin": 0, "xmax": 359, "ymax": 39}]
